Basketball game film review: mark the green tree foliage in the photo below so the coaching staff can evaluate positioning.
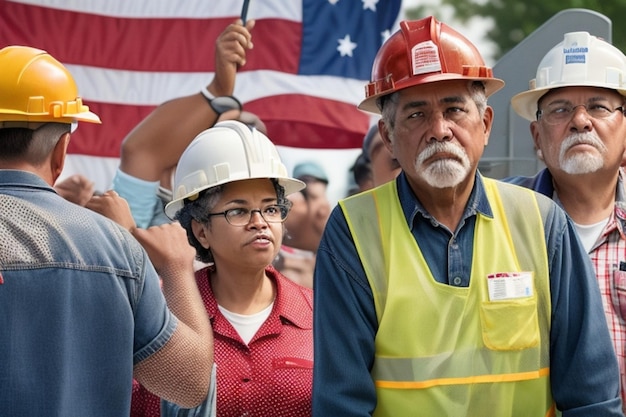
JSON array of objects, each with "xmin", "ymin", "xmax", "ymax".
[{"xmin": 405, "ymin": 1, "xmax": 626, "ymax": 60}]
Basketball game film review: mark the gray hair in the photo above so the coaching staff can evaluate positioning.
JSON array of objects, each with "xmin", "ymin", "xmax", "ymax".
[
  {"xmin": 0, "ymin": 123, "xmax": 70, "ymax": 165},
  {"xmin": 379, "ymin": 81, "xmax": 488, "ymax": 136}
]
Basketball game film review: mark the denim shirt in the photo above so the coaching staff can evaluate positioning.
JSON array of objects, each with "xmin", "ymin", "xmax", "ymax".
[
  {"xmin": 312, "ymin": 171, "xmax": 622, "ymax": 416},
  {"xmin": 0, "ymin": 170, "xmax": 176, "ymax": 417}
]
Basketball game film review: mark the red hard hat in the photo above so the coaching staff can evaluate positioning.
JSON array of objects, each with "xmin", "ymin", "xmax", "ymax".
[{"xmin": 359, "ymin": 16, "xmax": 504, "ymax": 114}]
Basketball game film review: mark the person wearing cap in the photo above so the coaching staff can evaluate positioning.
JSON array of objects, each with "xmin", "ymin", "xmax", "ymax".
[
  {"xmin": 312, "ymin": 16, "xmax": 622, "ymax": 417},
  {"xmin": 505, "ymin": 31, "xmax": 626, "ymax": 410},
  {"xmin": 348, "ymin": 124, "xmax": 401, "ymax": 195},
  {"xmin": 0, "ymin": 46, "xmax": 214, "ymax": 416},
  {"xmin": 274, "ymin": 160, "xmax": 331, "ymax": 288},
  {"xmin": 361, "ymin": 123, "xmax": 401, "ymax": 187},
  {"xmin": 349, "ymin": 151, "xmax": 374, "ymax": 194},
  {"xmin": 129, "ymin": 120, "xmax": 314, "ymax": 417}
]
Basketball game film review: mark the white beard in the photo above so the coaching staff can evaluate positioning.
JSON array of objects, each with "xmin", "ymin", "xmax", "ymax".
[
  {"xmin": 558, "ymin": 132, "xmax": 607, "ymax": 175},
  {"xmin": 415, "ymin": 142, "xmax": 471, "ymax": 188}
]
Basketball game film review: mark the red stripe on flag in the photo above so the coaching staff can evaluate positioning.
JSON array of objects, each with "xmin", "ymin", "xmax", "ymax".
[
  {"xmin": 68, "ymin": 95, "xmax": 369, "ymax": 157},
  {"xmin": 68, "ymin": 102, "xmax": 155, "ymax": 157},
  {"xmin": 0, "ymin": 2, "xmax": 300, "ymax": 73},
  {"xmin": 245, "ymin": 95, "xmax": 370, "ymax": 149}
]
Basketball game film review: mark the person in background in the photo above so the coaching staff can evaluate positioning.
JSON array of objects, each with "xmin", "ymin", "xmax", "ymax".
[
  {"xmin": 348, "ymin": 123, "xmax": 402, "ymax": 196},
  {"xmin": 312, "ymin": 17, "xmax": 622, "ymax": 416},
  {"xmin": 361, "ymin": 123, "xmax": 401, "ymax": 187},
  {"xmin": 112, "ymin": 18, "xmax": 253, "ymax": 228},
  {"xmin": 348, "ymin": 151, "xmax": 374, "ymax": 195},
  {"xmin": 127, "ymin": 121, "xmax": 314, "ymax": 417},
  {"xmin": 505, "ymin": 31, "xmax": 626, "ymax": 411},
  {"xmin": 274, "ymin": 160, "xmax": 331, "ymax": 288},
  {"xmin": 0, "ymin": 45, "xmax": 213, "ymax": 416}
]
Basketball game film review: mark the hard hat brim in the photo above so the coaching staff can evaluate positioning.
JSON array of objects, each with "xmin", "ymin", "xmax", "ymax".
[
  {"xmin": 358, "ymin": 76, "xmax": 505, "ymax": 114},
  {"xmin": 164, "ymin": 176, "xmax": 305, "ymax": 220},
  {"xmin": 511, "ymin": 83, "xmax": 626, "ymax": 122}
]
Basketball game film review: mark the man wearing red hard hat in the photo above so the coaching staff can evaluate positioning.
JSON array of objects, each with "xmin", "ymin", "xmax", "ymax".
[{"xmin": 312, "ymin": 16, "xmax": 622, "ymax": 417}]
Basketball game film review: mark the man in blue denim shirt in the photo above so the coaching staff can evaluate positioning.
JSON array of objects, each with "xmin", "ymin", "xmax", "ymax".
[
  {"xmin": 0, "ymin": 45, "xmax": 214, "ymax": 416},
  {"xmin": 312, "ymin": 17, "xmax": 622, "ymax": 416}
]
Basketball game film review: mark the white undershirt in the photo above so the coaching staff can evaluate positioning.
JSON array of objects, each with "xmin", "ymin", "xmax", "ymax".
[
  {"xmin": 218, "ymin": 302, "xmax": 274, "ymax": 345},
  {"xmin": 554, "ymin": 190, "xmax": 609, "ymax": 253},
  {"xmin": 572, "ymin": 218, "xmax": 609, "ymax": 253}
]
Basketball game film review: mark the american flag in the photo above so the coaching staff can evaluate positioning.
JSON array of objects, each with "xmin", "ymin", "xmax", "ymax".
[{"xmin": 0, "ymin": 0, "xmax": 402, "ymax": 201}]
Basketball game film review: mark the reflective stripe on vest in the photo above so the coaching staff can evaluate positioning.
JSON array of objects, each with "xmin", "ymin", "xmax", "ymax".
[{"xmin": 340, "ymin": 178, "xmax": 555, "ymax": 417}]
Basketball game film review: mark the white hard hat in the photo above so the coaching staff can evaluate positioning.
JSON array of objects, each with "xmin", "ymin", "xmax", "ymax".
[
  {"xmin": 164, "ymin": 120, "xmax": 305, "ymax": 219},
  {"xmin": 511, "ymin": 31, "xmax": 626, "ymax": 121}
]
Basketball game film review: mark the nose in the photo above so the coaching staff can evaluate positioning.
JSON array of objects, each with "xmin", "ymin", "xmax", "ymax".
[
  {"xmin": 570, "ymin": 106, "xmax": 592, "ymax": 132},
  {"xmin": 427, "ymin": 112, "xmax": 453, "ymax": 142},
  {"xmin": 247, "ymin": 209, "xmax": 268, "ymax": 228}
]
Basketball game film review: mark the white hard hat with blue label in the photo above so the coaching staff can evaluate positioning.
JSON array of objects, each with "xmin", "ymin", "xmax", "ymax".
[{"xmin": 511, "ymin": 31, "xmax": 626, "ymax": 121}]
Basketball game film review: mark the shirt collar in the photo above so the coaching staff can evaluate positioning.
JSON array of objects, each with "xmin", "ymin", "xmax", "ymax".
[
  {"xmin": 267, "ymin": 265, "xmax": 312, "ymax": 330},
  {"xmin": 0, "ymin": 169, "xmax": 55, "ymax": 192},
  {"xmin": 201, "ymin": 266, "xmax": 312, "ymax": 331},
  {"xmin": 396, "ymin": 171, "xmax": 493, "ymax": 231}
]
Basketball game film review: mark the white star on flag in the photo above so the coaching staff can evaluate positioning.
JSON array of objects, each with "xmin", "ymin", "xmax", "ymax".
[
  {"xmin": 382, "ymin": 29, "xmax": 392, "ymax": 43},
  {"xmin": 362, "ymin": 0, "xmax": 378, "ymax": 11},
  {"xmin": 337, "ymin": 34, "xmax": 357, "ymax": 57}
]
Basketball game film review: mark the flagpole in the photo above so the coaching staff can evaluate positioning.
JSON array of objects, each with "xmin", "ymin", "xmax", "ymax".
[{"xmin": 241, "ymin": 0, "xmax": 250, "ymax": 24}]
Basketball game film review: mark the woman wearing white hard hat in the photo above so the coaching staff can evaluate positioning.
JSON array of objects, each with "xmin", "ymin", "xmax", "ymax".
[{"xmin": 131, "ymin": 120, "xmax": 313, "ymax": 417}]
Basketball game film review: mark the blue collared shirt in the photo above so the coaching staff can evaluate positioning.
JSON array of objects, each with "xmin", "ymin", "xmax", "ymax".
[
  {"xmin": 312, "ymin": 171, "xmax": 622, "ymax": 416},
  {"xmin": 0, "ymin": 170, "xmax": 176, "ymax": 417}
]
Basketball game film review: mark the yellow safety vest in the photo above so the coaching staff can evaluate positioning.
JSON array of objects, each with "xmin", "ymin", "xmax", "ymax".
[{"xmin": 340, "ymin": 178, "xmax": 556, "ymax": 417}]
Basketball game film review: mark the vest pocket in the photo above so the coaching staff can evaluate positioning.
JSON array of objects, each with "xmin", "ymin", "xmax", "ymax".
[{"xmin": 480, "ymin": 297, "xmax": 540, "ymax": 351}]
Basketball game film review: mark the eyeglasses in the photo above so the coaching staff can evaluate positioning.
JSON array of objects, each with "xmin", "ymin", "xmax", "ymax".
[
  {"xmin": 536, "ymin": 103, "xmax": 625, "ymax": 125},
  {"xmin": 207, "ymin": 204, "xmax": 289, "ymax": 226}
]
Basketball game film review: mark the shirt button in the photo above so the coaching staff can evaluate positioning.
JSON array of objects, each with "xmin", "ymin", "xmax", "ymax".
[{"xmin": 452, "ymin": 276, "xmax": 462, "ymax": 286}]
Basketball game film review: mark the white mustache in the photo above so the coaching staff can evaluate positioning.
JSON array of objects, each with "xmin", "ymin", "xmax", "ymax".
[
  {"xmin": 418, "ymin": 141, "xmax": 467, "ymax": 164},
  {"xmin": 561, "ymin": 132, "xmax": 607, "ymax": 154}
]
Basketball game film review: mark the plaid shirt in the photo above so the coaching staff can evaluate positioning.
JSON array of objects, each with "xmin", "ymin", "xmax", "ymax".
[
  {"xmin": 507, "ymin": 168, "xmax": 626, "ymax": 410},
  {"xmin": 591, "ymin": 194, "xmax": 626, "ymax": 407}
]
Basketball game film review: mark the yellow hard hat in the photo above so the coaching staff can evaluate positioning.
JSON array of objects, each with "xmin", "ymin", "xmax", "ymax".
[{"xmin": 0, "ymin": 45, "xmax": 101, "ymax": 125}]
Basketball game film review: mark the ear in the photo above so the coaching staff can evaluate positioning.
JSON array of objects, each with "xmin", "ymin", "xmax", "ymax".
[
  {"xmin": 50, "ymin": 132, "xmax": 70, "ymax": 184},
  {"xmin": 378, "ymin": 119, "xmax": 393, "ymax": 155},
  {"xmin": 482, "ymin": 106, "xmax": 494, "ymax": 147},
  {"xmin": 529, "ymin": 121, "xmax": 543, "ymax": 159},
  {"xmin": 191, "ymin": 219, "xmax": 211, "ymax": 249}
]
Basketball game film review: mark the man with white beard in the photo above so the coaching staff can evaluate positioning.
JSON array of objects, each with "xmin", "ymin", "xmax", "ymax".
[
  {"xmin": 505, "ymin": 31, "xmax": 626, "ymax": 412},
  {"xmin": 312, "ymin": 17, "xmax": 622, "ymax": 417}
]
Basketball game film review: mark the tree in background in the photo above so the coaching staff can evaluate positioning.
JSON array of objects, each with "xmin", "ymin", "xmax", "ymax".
[{"xmin": 405, "ymin": 1, "xmax": 626, "ymax": 60}]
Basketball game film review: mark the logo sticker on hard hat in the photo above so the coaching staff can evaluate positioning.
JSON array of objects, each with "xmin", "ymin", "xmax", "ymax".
[
  {"xmin": 563, "ymin": 41, "xmax": 588, "ymax": 65},
  {"xmin": 412, "ymin": 41, "xmax": 442, "ymax": 76}
]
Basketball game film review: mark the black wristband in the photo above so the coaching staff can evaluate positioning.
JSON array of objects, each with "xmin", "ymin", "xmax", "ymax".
[{"xmin": 207, "ymin": 96, "xmax": 242, "ymax": 115}]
